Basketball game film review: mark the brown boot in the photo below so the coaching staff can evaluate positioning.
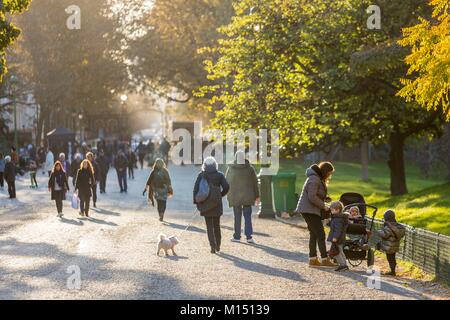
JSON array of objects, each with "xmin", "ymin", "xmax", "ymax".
[
  {"xmin": 321, "ymin": 257, "xmax": 338, "ymax": 267},
  {"xmin": 309, "ymin": 257, "xmax": 322, "ymax": 267}
]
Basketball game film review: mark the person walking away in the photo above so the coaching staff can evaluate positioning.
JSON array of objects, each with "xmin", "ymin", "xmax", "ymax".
[
  {"xmin": 327, "ymin": 201, "xmax": 349, "ymax": 272},
  {"xmin": 295, "ymin": 161, "xmax": 337, "ymax": 267},
  {"xmin": 45, "ymin": 148, "xmax": 54, "ymax": 177},
  {"xmin": 225, "ymin": 151, "xmax": 260, "ymax": 244},
  {"xmin": 0, "ymin": 153, "xmax": 5, "ymax": 191},
  {"xmin": 4, "ymin": 156, "xmax": 16, "ymax": 199},
  {"xmin": 28, "ymin": 158, "xmax": 38, "ymax": 188},
  {"xmin": 59, "ymin": 153, "xmax": 70, "ymax": 175},
  {"xmin": 96, "ymin": 150, "xmax": 110, "ymax": 193},
  {"xmin": 159, "ymin": 137, "xmax": 171, "ymax": 166},
  {"xmin": 114, "ymin": 151, "xmax": 128, "ymax": 193},
  {"xmin": 127, "ymin": 148, "xmax": 136, "ymax": 179},
  {"xmin": 376, "ymin": 210, "xmax": 406, "ymax": 276},
  {"xmin": 137, "ymin": 142, "xmax": 146, "ymax": 169},
  {"xmin": 10, "ymin": 147, "xmax": 19, "ymax": 165},
  {"xmin": 86, "ymin": 152, "xmax": 99, "ymax": 207},
  {"xmin": 48, "ymin": 161, "xmax": 70, "ymax": 217},
  {"xmin": 70, "ymin": 153, "xmax": 82, "ymax": 187},
  {"xmin": 193, "ymin": 157, "xmax": 229, "ymax": 254},
  {"xmin": 75, "ymin": 159, "xmax": 95, "ymax": 217},
  {"xmin": 143, "ymin": 158, "xmax": 173, "ymax": 221}
]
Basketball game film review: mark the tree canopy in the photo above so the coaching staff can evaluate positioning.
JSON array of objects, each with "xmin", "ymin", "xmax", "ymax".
[
  {"xmin": 398, "ymin": 0, "xmax": 450, "ymax": 118},
  {"xmin": 198, "ymin": 0, "xmax": 447, "ymax": 195},
  {"xmin": 0, "ymin": 0, "xmax": 31, "ymax": 81}
]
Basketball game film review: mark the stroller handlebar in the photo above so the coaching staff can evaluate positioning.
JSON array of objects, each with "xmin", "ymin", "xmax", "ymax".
[{"xmin": 343, "ymin": 203, "xmax": 378, "ymax": 214}]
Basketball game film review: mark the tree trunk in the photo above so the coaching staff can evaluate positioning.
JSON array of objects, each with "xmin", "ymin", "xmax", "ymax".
[
  {"xmin": 388, "ymin": 132, "xmax": 408, "ymax": 195},
  {"xmin": 36, "ymin": 111, "xmax": 45, "ymax": 147},
  {"xmin": 361, "ymin": 139, "xmax": 370, "ymax": 182}
]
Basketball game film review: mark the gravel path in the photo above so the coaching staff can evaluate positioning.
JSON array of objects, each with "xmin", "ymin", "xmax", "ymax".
[{"xmin": 0, "ymin": 164, "xmax": 431, "ymax": 299}]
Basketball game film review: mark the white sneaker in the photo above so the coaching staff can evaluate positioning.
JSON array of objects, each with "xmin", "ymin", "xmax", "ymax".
[
  {"xmin": 230, "ymin": 238, "xmax": 241, "ymax": 242},
  {"xmin": 247, "ymin": 238, "xmax": 256, "ymax": 244}
]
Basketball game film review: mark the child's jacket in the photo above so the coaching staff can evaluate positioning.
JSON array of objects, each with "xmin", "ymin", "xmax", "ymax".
[
  {"xmin": 377, "ymin": 222, "xmax": 406, "ymax": 254},
  {"xmin": 327, "ymin": 213, "xmax": 349, "ymax": 244}
]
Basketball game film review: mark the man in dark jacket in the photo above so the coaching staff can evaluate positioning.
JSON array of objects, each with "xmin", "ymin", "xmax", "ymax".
[
  {"xmin": 4, "ymin": 156, "xmax": 16, "ymax": 199},
  {"xmin": 193, "ymin": 156, "xmax": 229, "ymax": 254},
  {"xmin": 114, "ymin": 151, "xmax": 128, "ymax": 193},
  {"xmin": 70, "ymin": 153, "xmax": 82, "ymax": 187},
  {"xmin": 225, "ymin": 151, "xmax": 260, "ymax": 244},
  {"xmin": 96, "ymin": 150, "xmax": 110, "ymax": 194}
]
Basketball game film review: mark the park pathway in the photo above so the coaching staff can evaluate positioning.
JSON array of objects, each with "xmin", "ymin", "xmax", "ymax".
[{"xmin": 0, "ymin": 163, "xmax": 430, "ymax": 299}]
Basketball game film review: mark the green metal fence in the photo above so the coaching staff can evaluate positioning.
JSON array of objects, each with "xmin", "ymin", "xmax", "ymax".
[{"xmin": 369, "ymin": 218, "xmax": 450, "ymax": 283}]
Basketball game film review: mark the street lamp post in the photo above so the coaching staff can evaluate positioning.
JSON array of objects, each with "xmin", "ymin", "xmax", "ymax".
[
  {"xmin": 120, "ymin": 94, "xmax": 128, "ymax": 142},
  {"xmin": 10, "ymin": 75, "xmax": 19, "ymax": 151}
]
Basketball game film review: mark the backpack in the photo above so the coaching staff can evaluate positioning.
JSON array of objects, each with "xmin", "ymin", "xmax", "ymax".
[
  {"xmin": 195, "ymin": 173, "xmax": 222, "ymax": 213},
  {"xmin": 195, "ymin": 173, "xmax": 210, "ymax": 203}
]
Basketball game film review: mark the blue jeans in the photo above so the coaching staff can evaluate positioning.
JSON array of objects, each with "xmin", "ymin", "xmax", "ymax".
[
  {"xmin": 117, "ymin": 169, "xmax": 127, "ymax": 192},
  {"xmin": 233, "ymin": 205, "xmax": 253, "ymax": 240}
]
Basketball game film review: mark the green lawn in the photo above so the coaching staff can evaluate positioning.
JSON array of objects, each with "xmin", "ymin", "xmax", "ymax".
[{"xmin": 279, "ymin": 160, "xmax": 450, "ymax": 236}]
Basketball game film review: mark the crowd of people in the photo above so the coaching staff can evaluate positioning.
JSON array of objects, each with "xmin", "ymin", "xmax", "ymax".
[{"xmin": 1, "ymin": 141, "xmax": 404, "ymax": 277}]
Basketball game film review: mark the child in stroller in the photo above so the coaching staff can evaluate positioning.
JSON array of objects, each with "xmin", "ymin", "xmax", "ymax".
[{"xmin": 339, "ymin": 193, "xmax": 376, "ymax": 267}]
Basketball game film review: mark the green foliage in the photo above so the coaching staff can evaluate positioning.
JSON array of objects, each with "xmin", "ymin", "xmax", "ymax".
[
  {"xmin": 398, "ymin": 0, "xmax": 450, "ymax": 118},
  {"xmin": 280, "ymin": 160, "xmax": 450, "ymax": 235},
  {"xmin": 0, "ymin": 0, "xmax": 31, "ymax": 81}
]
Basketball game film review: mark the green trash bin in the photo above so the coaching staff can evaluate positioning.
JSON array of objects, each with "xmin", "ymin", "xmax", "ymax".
[{"xmin": 271, "ymin": 172, "xmax": 297, "ymax": 214}]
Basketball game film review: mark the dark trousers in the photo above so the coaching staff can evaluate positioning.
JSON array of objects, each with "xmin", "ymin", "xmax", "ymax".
[
  {"xmin": 204, "ymin": 216, "xmax": 221, "ymax": 249},
  {"xmin": 156, "ymin": 199, "xmax": 167, "ymax": 218},
  {"xmin": 128, "ymin": 166, "xmax": 134, "ymax": 179},
  {"xmin": 117, "ymin": 169, "xmax": 127, "ymax": 192},
  {"xmin": 79, "ymin": 195, "xmax": 90, "ymax": 214},
  {"xmin": 139, "ymin": 156, "xmax": 144, "ymax": 169},
  {"xmin": 91, "ymin": 183, "xmax": 97, "ymax": 205},
  {"xmin": 386, "ymin": 253, "xmax": 397, "ymax": 272},
  {"xmin": 99, "ymin": 173, "xmax": 107, "ymax": 192},
  {"xmin": 233, "ymin": 205, "xmax": 253, "ymax": 240},
  {"xmin": 7, "ymin": 180, "xmax": 16, "ymax": 198},
  {"xmin": 0, "ymin": 172, "xmax": 4, "ymax": 188},
  {"xmin": 54, "ymin": 190, "xmax": 64, "ymax": 213},
  {"xmin": 30, "ymin": 172, "xmax": 38, "ymax": 187},
  {"xmin": 302, "ymin": 213, "xmax": 328, "ymax": 259}
]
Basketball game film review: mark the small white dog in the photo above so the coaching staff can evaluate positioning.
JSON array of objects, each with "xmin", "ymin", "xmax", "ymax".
[{"xmin": 157, "ymin": 233, "xmax": 179, "ymax": 256}]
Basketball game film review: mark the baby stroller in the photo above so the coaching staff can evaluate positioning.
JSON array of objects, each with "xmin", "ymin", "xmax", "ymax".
[{"xmin": 339, "ymin": 193, "xmax": 377, "ymax": 267}]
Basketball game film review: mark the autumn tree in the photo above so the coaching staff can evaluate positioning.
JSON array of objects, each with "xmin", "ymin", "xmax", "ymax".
[
  {"xmin": 398, "ymin": 0, "xmax": 450, "ymax": 118},
  {"xmin": 12, "ymin": 0, "xmax": 127, "ymax": 145},
  {"xmin": 199, "ymin": 0, "xmax": 447, "ymax": 195}
]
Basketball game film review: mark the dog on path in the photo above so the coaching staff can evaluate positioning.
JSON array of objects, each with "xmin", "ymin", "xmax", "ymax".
[{"xmin": 157, "ymin": 233, "xmax": 179, "ymax": 256}]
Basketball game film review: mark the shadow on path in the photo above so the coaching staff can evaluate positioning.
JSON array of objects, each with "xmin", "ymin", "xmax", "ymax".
[
  {"xmin": 218, "ymin": 252, "xmax": 305, "ymax": 282},
  {"xmin": 221, "ymin": 225, "xmax": 271, "ymax": 238},
  {"xmin": 0, "ymin": 238, "xmax": 216, "ymax": 299},
  {"xmin": 319, "ymin": 266, "xmax": 426, "ymax": 300},
  {"xmin": 163, "ymin": 222, "xmax": 206, "ymax": 234}
]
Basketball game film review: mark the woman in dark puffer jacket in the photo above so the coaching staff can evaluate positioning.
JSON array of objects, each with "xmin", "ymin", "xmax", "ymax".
[{"xmin": 193, "ymin": 157, "xmax": 229, "ymax": 254}]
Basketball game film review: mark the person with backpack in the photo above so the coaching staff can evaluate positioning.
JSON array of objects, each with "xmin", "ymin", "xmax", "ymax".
[
  {"xmin": 225, "ymin": 151, "xmax": 260, "ymax": 244},
  {"xmin": 193, "ymin": 157, "xmax": 229, "ymax": 254},
  {"xmin": 143, "ymin": 158, "xmax": 172, "ymax": 221},
  {"xmin": 376, "ymin": 210, "xmax": 406, "ymax": 276}
]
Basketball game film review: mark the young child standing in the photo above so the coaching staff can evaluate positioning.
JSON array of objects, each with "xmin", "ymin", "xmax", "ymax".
[
  {"xmin": 376, "ymin": 210, "xmax": 405, "ymax": 276},
  {"xmin": 327, "ymin": 201, "xmax": 349, "ymax": 272}
]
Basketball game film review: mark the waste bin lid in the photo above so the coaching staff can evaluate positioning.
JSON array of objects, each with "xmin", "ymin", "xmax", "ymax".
[{"xmin": 272, "ymin": 172, "xmax": 296, "ymax": 180}]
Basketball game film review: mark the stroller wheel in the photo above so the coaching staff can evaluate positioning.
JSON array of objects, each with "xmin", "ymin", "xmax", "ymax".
[
  {"xmin": 348, "ymin": 259, "xmax": 363, "ymax": 267},
  {"xmin": 367, "ymin": 249, "xmax": 375, "ymax": 267}
]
